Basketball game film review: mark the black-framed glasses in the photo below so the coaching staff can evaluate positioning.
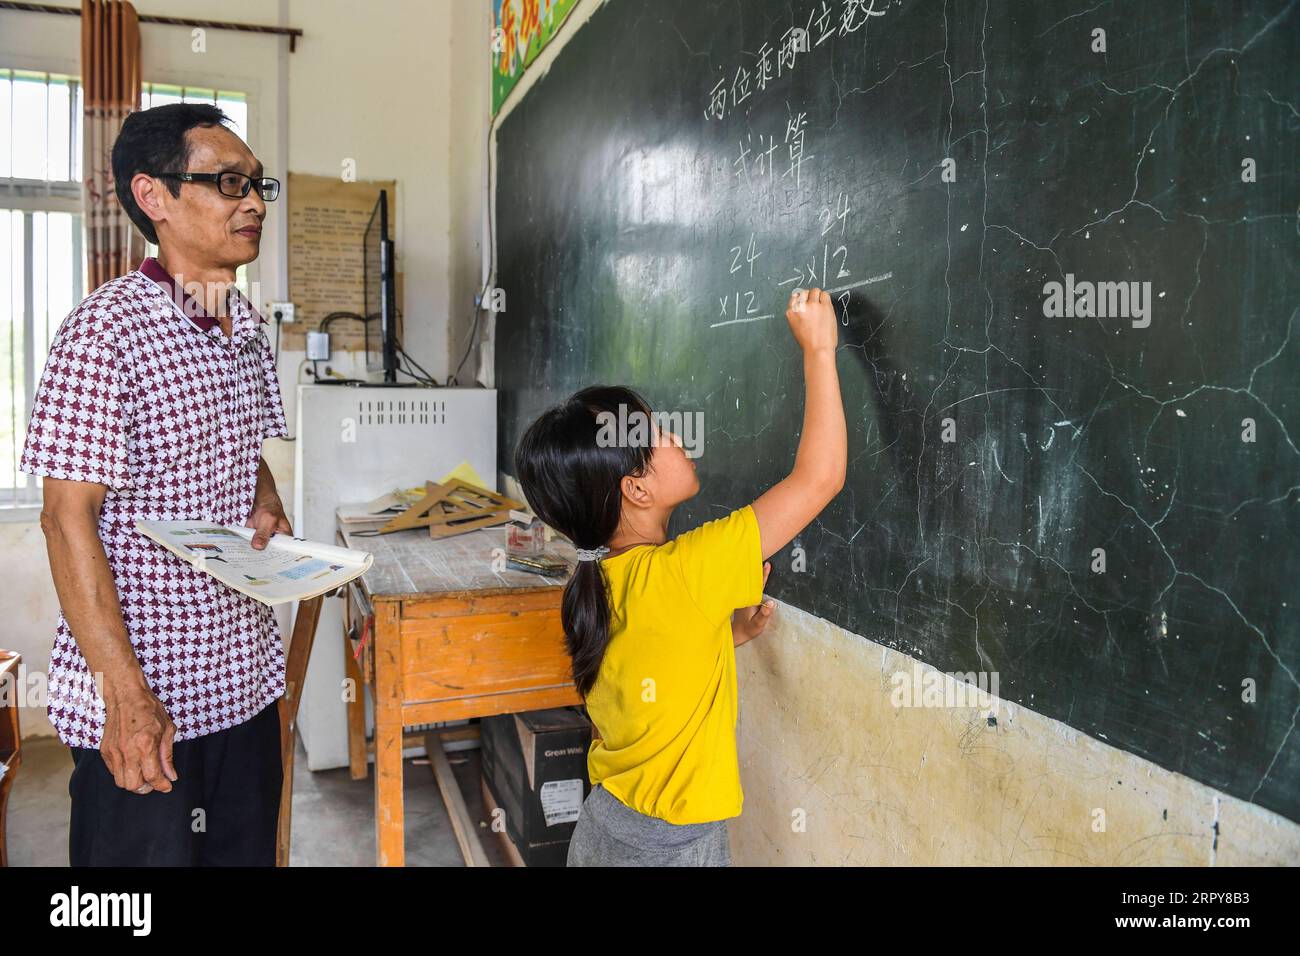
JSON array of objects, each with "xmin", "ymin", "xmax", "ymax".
[{"xmin": 158, "ymin": 171, "xmax": 281, "ymax": 201}]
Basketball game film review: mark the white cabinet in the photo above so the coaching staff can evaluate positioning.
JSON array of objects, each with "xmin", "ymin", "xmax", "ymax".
[{"xmin": 291, "ymin": 385, "xmax": 496, "ymax": 770}]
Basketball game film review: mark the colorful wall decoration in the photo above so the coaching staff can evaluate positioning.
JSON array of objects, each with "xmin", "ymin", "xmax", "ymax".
[{"xmin": 492, "ymin": 0, "xmax": 580, "ymax": 115}]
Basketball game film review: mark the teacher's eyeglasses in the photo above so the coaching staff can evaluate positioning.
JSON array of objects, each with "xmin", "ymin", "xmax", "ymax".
[{"xmin": 157, "ymin": 171, "xmax": 281, "ymax": 201}]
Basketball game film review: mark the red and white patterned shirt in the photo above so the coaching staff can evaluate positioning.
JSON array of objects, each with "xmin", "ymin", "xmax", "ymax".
[{"xmin": 20, "ymin": 258, "xmax": 289, "ymax": 748}]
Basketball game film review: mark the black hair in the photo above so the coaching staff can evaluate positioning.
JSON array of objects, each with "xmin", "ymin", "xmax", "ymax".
[
  {"xmin": 112, "ymin": 103, "xmax": 232, "ymax": 245},
  {"xmin": 514, "ymin": 385, "xmax": 656, "ymax": 697}
]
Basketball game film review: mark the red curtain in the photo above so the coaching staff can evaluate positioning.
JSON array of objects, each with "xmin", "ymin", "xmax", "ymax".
[{"xmin": 81, "ymin": 0, "xmax": 142, "ymax": 290}]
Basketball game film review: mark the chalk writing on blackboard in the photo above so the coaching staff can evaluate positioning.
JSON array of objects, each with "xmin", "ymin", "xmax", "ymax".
[
  {"xmin": 704, "ymin": 0, "xmax": 888, "ymax": 121},
  {"xmin": 715, "ymin": 232, "xmax": 774, "ymax": 328},
  {"xmin": 734, "ymin": 131, "xmax": 780, "ymax": 190}
]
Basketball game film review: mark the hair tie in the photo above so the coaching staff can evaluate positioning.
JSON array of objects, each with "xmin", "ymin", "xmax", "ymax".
[{"xmin": 574, "ymin": 545, "xmax": 610, "ymax": 562}]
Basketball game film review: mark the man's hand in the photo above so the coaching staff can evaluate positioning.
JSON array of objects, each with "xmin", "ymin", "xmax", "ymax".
[
  {"xmin": 246, "ymin": 496, "xmax": 291, "ymax": 550},
  {"xmin": 732, "ymin": 562, "xmax": 775, "ymax": 647},
  {"xmin": 247, "ymin": 456, "xmax": 291, "ymax": 550},
  {"xmin": 101, "ymin": 678, "xmax": 177, "ymax": 794}
]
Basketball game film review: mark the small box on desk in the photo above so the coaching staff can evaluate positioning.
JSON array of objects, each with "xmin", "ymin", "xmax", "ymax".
[{"xmin": 481, "ymin": 708, "xmax": 592, "ymax": 867}]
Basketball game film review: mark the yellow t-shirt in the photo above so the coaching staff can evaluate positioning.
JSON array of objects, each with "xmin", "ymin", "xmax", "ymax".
[{"xmin": 585, "ymin": 504, "xmax": 765, "ymax": 824}]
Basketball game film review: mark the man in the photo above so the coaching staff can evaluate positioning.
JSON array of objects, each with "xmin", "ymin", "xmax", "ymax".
[{"xmin": 21, "ymin": 103, "xmax": 291, "ymax": 866}]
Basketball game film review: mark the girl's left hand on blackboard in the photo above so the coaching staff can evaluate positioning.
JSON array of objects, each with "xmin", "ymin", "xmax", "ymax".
[{"xmin": 732, "ymin": 562, "xmax": 775, "ymax": 647}]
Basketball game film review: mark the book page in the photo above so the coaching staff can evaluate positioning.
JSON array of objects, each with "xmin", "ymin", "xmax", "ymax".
[{"xmin": 136, "ymin": 521, "xmax": 373, "ymax": 606}]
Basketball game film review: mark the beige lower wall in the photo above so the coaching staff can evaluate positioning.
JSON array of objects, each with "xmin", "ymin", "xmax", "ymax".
[
  {"xmin": 733, "ymin": 600, "xmax": 1300, "ymax": 866},
  {"xmin": 0, "ymin": 521, "xmax": 59, "ymax": 738}
]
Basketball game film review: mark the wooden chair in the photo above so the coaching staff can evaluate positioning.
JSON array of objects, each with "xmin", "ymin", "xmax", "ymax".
[{"xmin": 0, "ymin": 650, "xmax": 21, "ymax": 868}]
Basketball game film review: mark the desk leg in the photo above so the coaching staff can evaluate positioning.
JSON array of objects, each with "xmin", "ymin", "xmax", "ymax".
[
  {"xmin": 277, "ymin": 595, "xmax": 324, "ymax": 868},
  {"xmin": 373, "ymin": 601, "xmax": 405, "ymax": 867},
  {"xmin": 344, "ymin": 623, "xmax": 368, "ymax": 781}
]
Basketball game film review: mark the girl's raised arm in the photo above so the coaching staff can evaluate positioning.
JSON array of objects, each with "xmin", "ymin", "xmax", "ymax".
[{"xmin": 750, "ymin": 287, "xmax": 848, "ymax": 561}]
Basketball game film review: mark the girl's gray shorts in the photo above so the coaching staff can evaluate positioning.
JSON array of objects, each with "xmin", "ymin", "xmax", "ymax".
[{"xmin": 566, "ymin": 784, "xmax": 732, "ymax": 867}]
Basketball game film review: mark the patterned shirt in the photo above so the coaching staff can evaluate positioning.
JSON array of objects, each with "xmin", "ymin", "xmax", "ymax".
[{"xmin": 20, "ymin": 258, "xmax": 289, "ymax": 748}]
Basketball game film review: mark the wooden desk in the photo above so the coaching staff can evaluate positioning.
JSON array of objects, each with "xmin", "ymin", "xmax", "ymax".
[{"xmin": 337, "ymin": 524, "xmax": 580, "ymax": 867}]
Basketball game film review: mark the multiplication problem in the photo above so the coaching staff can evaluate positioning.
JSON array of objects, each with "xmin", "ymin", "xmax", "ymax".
[
  {"xmin": 714, "ymin": 232, "xmax": 774, "ymax": 328},
  {"xmin": 777, "ymin": 191, "xmax": 893, "ymax": 324}
]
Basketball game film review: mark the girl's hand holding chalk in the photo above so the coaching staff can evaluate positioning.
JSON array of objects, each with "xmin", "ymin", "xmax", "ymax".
[{"xmin": 785, "ymin": 287, "xmax": 838, "ymax": 354}]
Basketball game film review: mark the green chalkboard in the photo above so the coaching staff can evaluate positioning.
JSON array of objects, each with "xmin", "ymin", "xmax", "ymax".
[{"xmin": 495, "ymin": 0, "xmax": 1300, "ymax": 821}]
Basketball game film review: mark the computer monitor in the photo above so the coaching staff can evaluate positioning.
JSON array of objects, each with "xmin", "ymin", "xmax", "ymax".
[{"xmin": 363, "ymin": 190, "xmax": 398, "ymax": 382}]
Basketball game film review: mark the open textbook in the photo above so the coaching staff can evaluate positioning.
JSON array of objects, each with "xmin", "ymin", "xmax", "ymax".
[{"xmin": 136, "ymin": 520, "xmax": 373, "ymax": 606}]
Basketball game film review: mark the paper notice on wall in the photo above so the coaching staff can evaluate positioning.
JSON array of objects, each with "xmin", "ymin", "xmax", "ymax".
[
  {"xmin": 285, "ymin": 173, "xmax": 399, "ymax": 352},
  {"xmin": 540, "ymin": 779, "xmax": 584, "ymax": 826}
]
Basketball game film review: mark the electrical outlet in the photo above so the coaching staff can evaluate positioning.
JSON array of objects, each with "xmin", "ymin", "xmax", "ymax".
[
  {"xmin": 268, "ymin": 301, "xmax": 295, "ymax": 324},
  {"xmin": 306, "ymin": 331, "xmax": 330, "ymax": 360}
]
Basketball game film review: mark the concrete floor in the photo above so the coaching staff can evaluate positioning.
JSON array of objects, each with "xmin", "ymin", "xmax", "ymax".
[{"xmin": 6, "ymin": 732, "xmax": 514, "ymax": 867}]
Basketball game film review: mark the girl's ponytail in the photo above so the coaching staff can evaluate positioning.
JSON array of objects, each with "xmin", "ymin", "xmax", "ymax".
[
  {"xmin": 561, "ymin": 559, "xmax": 613, "ymax": 697},
  {"xmin": 513, "ymin": 385, "xmax": 654, "ymax": 697}
]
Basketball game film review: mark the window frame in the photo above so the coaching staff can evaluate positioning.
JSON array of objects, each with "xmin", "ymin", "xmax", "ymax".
[
  {"xmin": 0, "ymin": 64, "xmax": 258, "ymax": 515},
  {"xmin": 1, "ymin": 68, "xmax": 85, "ymax": 514}
]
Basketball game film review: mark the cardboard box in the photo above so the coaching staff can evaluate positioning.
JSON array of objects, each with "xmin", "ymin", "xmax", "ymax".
[{"xmin": 480, "ymin": 708, "xmax": 592, "ymax": 867}]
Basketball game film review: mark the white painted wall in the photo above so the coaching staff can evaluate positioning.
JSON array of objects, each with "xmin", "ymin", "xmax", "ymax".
[
  {"xmin": 0, "ymin": 0, "xmax": 491, "ymax": 738},
  {"xmin": 448, "ymin": 0, "xmax": 492, "ymax": 387}
]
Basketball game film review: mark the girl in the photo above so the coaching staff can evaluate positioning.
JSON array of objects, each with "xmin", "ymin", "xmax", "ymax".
[{"xmin": 513, "ymin": 287, "xmax": 846, "ymax": 866}]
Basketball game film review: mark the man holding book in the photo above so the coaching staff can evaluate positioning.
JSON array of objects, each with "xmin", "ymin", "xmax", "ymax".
[{"xmin": 21, "ymin": 104, "xmax": 291, "ymax": 866}]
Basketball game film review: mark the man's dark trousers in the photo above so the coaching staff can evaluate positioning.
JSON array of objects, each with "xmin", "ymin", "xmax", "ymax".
[{"xmin": 68, "ymin": 699, "xmax": 282, "ymax": 866}]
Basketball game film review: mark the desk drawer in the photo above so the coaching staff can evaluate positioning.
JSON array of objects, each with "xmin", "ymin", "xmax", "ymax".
[{"xmin": 400, "ymin": 591, "xmax": 572, "ymax": 702}]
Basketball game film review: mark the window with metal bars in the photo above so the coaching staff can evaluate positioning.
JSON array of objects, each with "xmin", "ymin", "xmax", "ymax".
[
  {"xmin": 1, "ymin": 71, "xmax": 249, "ymax": 509},
  {"xmin": 1, "ymin": 69, "xmax": 82, "ymax": 508}
]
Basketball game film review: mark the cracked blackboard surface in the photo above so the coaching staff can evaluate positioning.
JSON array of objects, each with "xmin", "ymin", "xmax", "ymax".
[{"xmin": 494, "ymin": 0, "xmax": 1299, "ymax": 821}]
